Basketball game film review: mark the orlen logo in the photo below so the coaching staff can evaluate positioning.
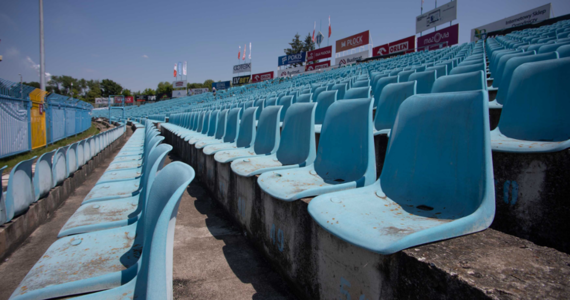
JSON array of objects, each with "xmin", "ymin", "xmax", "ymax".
[
  {"xmin": 389, "ymin": 41, "xmax": 409, "ymax": 53},
  {"xmin": 376, "ymin": 47, "xmax": 387, "ymax": 56},
  {"xmin": 254, "ymin": 75, "xmax": 260, "ymax": 81},
  {"xmin": 307, "ymin": 65, "xmax": 314, "ymax": 71},
  {"xmin": 341, "ymin": 36, "xmax": 363, "ymax": 48}
]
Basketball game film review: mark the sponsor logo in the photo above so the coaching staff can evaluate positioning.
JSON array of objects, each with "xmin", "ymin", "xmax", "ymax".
[
  {"xmin": 282, "ymin": 56, "xmax": 287, "ymax": 64},
  {"xmin": 233, "ymin": 75, "xmax": 251, "ymax": 85},
  {"xmin": 233, "ymin": 63, "xmax": 251, "ymax": 72},
  {"xmin": 389, "ymin": 41, "xmax": 409, "ymax": 53},
  {"xmin": 174, "ymin": 81, "xmax": 185, "ymax": 87},
  {"xmin": 376, "ymin": 47, "xmax": 387, "ymax": 56},
  {"xmin": 341, "ymin": 36, "xmax": 363, "ymax": 48}
]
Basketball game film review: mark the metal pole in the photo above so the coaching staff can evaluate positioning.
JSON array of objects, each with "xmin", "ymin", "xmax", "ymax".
[
  {"xmin": 420, "ymin": 0, "xmax": 423, "ymax": 37},
  {"xmin": 19, "ymin": 74, "xmax": 23, "ymax": 99},
  {"xmin": 435, "ymin": 0, "xmax": 438, "ymax": 32},
  {"xmin": 39, "ymin": 0, "xmax": 46, "ymax": 91}
]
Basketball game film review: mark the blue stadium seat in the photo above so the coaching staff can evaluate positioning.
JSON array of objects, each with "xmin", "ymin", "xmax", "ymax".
[
  {"xmin": 196, "ymin": 108, "xmax": 240, "ymax": 149},
  {"xmin": 33, "ymin": 150, "xmax": 55, "ymax": 201},
  {"xmin": 492, "ymin": 51, "xmax": 535, "ymax": 88},
  {"xmin": 52, "ymin": 147, "xmax": 68, "ymax": 187},
  {"xmin": 408, "ymin": 70, "xmax": 436, "ymax": 94},
  {"xmin": 557, "ymin": 45, "xmax": 570, "ymax": 57},
  {"xmin": 266, "ymin": 97, "xmax": 278, "ymax": 106},
  {"xmin": 277, "ymin": 95, "xmax": 293, "ymax": 121},
  {"xmin": 308, "ymin": 90, "xmax": 494, "ymax": 254},
  {"xmin": 314, "ymin": 90, "xmax": 337, "ymax": 132},
  {"xmin": 374, "ymin": 81, "xmax": 416, "ymax": 135},
  {"xmin": 397, "ymin": 70, "xmax": 415, "ymax": 82},
  {"xmin": 331, "ymin": 83, "xmax": 347, "ymax": 100},
  {"xmin": 76, "ymin": 140, "xmax": 85, "ymax": 167},
  {"xmin": 344, "ymin": 86, "xmax": 371, "ymax": 100},
  {"xmin": 189, "ymin": 110, "xmax": 219, "ymax": 145},
  {"xmin": 431, "ymin": 71, "xmax": 486, "ymax": 93},
  {"xmin": 254, "ymin": 99, "xmax": 265, "ymax": 120},
  {"xmin": 372, "ymin": 76, "xmax": 398, "ymax": 108},
  {"xmin": 231, "ymin": 103, "xmax": 317, "ymax": 177},
  {"xmin": 1, "ymin": 157, "xmax": 36, "ymax": 224},
  {"xmin": 214, "ymin": 105, "xmax": 281, "ymax": 163},
  {"xmin": 449, "ymin": 63, "xmax": 485, "ymax": 75},
  {"xmin": 353, "ymin": 79, "xmax": 370, "ymax": 88},
  {"xmin": 203, "ymin": 107, "xmax": 257, "ymax": 155},
  {"xmin": 426, "ymin": 65, "xmax": 447, "ymax": 78},
  {"xmin": 297, "ymin": 93, "xmax": 312, "ymax": 103},
  {"xmin": 312, "ymin": 87, "xmax": 327, "ymax": 103},
  {"xmin": 66, "ymin": 143, "xmax": 78, "ymax": 176},
  {"xmin": 257, "ymin": 98, "xmax": 375, "ymax": 201}
]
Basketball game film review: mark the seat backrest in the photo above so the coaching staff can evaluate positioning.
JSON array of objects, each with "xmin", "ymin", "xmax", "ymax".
[
  {"xmin": 313, "ymin": 87, "xmax": 327, "ymax": 103},
  {"xmin": 277, "ymin": 96, "xmax": 293, "ymax": 122},
  {"xmin": 236, "ymin": 107, "xmax": 258, "ymax": 148},
  {"xmin": 373, "ymin": 76, "xmax": 399, "ymax": 108},
  {"xmin": 499, "ymin": 57, "xmax": 570, "ymax": 142},
  {"xmin": 200, "ymin": 112, "xmax": 211, "ymax": 134},
  {"xmin": 375, "ymin": 81, "xmax": 417, "ymax": 131},
  {"xmin": 315, "ymin": 90, "xmax": 337, "ymax": 125},
  {"xmin": 381, "ymin": 90, "xmax": 491, "ymax": 218},
  {"xmin": 254, "ymin": 105, "xmax": 282, "ymax": 155},
  {"xmin": 408, "ymin": 70, "xmax": 436, "ymax": 94},
  {"xmin": 76, "ymin": 140, "xmax": 85, "ymax": 167},
  {"xmin": 557, "ymin": 45, "xmax": 570, "ymax": 58},
  {"xmin": 254, "ymin": 99, "xmax": 265, "ymax": 120},
  {"xmin": 277, "ymin": 103, "xmax": 317, "ymax": 166},
  {"xmin": 449, "ymin": 63, "xmax": 485, "ymax": 75},
  {"xmin": 195, "ymin": 112, "xmax": 205, "ymax": 132},
  {"xmin": 52, "ymin": 147, "xmax": 68, "ymax": 187},
  {"xmin": 2, "ymin": 156, "xmax": 36, "ymax": 223},
  {"xmin": 297, "ymin": 93, "xmax": 312, "ymax": 103},
  {"xmin": 493, "ymin": 51, "xmax": 535, "ymax": 88},
  {"xmin": 134, "ymin": 161, "xmax": 195, "ymax": 300},
  {"xmin": 344, "ymin": 86, "xmax": 372, "ymax": 100},
  {"xmin": 538, "ymin": 41, "xmax": 570, "ymax": 54},
  {"xmin": 397, "ymin": 70, "xmax": 416, "ymax": 82},
  {"xmin": 431, "ymin": 71, "xmax": 486, "ymax": 93},
  {"xmin": 331, "ymin": 83, "xmax": 347, "ymax": 100},
  {"xmin": 83, "ymin": 138, "xmax": 91, "ymax": 162},
  {"xmin": 33, "ymin": 150, "xmax": 55, "ymax": 201},
  {"xmin": 353, "ymin": 80, "xmax": 370, "ymax": 88},
  {"xmin": 206, "ymin": 110, "xmax": 219, "ymax": 137},
  {"xmin": 496, "ymin": 52, "xmax": 559, "ymax": 105},
  {"xmin": 266, "ymin": 97, "xmax": 278, "ymax": 106},
  {"xmin": 215, "ymin": 109, "xmax": 228, "ymax": 140},
  {"xmin": 66, "ymin": 143, "xmax": 78, "ymax": 176},
  {"xmin": 315, "ymin": 98, "xmax": 375, "ymax": 187},
  {"xmin": 426, "ymin": 65, "xmax": 447, "ymax": 78}
]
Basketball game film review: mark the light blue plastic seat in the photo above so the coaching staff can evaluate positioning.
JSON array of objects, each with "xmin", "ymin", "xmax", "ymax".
[
  {"xmin": 491, "ymin": 57, "xmax": 570, "ymax": 153},
  {"xmin": 308, "ymin": 90, "xmax": 495, "ymax": 254},
  {"xmin": 189, "ymin": 110, "xmax": 219, "ymax": 145},
  {"xmin": 253, "ymin": 99, "xmax": 265, "ymax": 119},
  {"xmin": 257, "ymin": 98, "xmax": 376, "ymax": 201},
  {"xmin": 426, "ymin": 65, "xmax": 447, "ymax": 78},
  {"xmin": 353, "ymin": 80, "xmax": 370, "ymax": 88},
  {"xmin": 372, "ymin": 76, "xmax": 398, "ymax": 108},
  {"xmin": 557, "ymin": 45, "xmax": 570, "ymax": 57},
  {"xmin": 10, "ymin": 162, "xmax": 195, "ymax": 300},
  {"xmin": 297, "ymin": 93, "xmax": 312, "ymax": 103},
  {"xmin": 344, "ymin": 86, "xmax": 371, "ymax": 100},
  {"xmin": 0, "ymin": 157, "xmax": 36, "ymax": 224},
  {"xmin": 183, "ymin": 111, "xmax": 211, "ymax": 141},
  {"xmin": 431, "ymin": 71, "xmax": 486, "ymax": 93},
  {"xmin": 492, "ymin": 51, "xmax": 535, "ymax": 88},
  {"xmin": 83, "ymin": 138, "xmax": 91, "ymax": 162},
  {"xmin": 277, "ymin": 95, "xmax": 293, "ymax": 121},
  {"xmin": 374, "ymin": 81, "xmax": 416, "ymax": 135},
  {"xmin": 331, "ymin": 83, "xmax": 347, "ymax": 100},
  {"xmin": 76, "ymin": 140, "xmax": 85, "ymax": 167},
  {"xmin": 66, "ymin": 143, "xmax": 78, "ymax": 176},
  {"xmin": 496, "ymin": 52, "xmax": 559, "ymax": 106},
  {"xmin": 231, "ymin": 103, "xmax": 317, "ymax": 177},
  {"xmin": 33, "ymin": 150, "xmax": 55, "ymax": 201},
  {"xmin": 408, "ymin": 70, "xmax": 436, "ymax": 94},
  {"xmin": 449, "ymin": 63, "xmax": 485, "ymax": 75},
  {"xmin": 52, "ymin": 147, "xmax": 68, "ymax": 187},
  {"xmin": 538, "ymin": 41, "xmax": 570, "ymax": 54},
  {"xmin": 196, "ymin": 108, "xmax": 239, "ymax": 149},
  {"xmin": 314, "ymin": 90, "xmax": 337, "ymax": 134},
  {"xmin": 203, "ymin": 107, "xmax": 257, "ymax": 155},
  {"xmin": 266, "ymin": 97, "xmax": 278, "ymax": 106},
  {"xmin": 313, "ymin": 87, "xmax": 326, "ymax": 103},
  {"xmin": 105, "ymin": 136, "xmax": 163, "ymax": 173},
  {"xmin": 214, "ymin": 105, "xmax": 281, "ymax": 163},
  {"xmin": 397, "ymin": 70, "xmax": 415, "ymax": 82},
  {"xmin": 60, "ymin": 144, "xmax": 172, "ymax": 236}
]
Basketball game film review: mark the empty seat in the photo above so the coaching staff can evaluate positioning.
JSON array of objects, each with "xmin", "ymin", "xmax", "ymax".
[
  {"xmin": 52, "ymin": 147, "xmax": 68, "ymax": 187},
  {"xmin": 331, "ymin": 83, "xmax": 347, "ymax": 100},
  {"xmin": 308, "ymin": 90, "xmax": 494, "ymax": 254},
  {"xmin": 1, "ymin": 157, "xmax": 36, "ymax": 224},
  {"xmin": 189, "ymin": 110, "xmax": 219, "ymax": 145},
  {"xmin": 33, "ymin": 150, "xmax": 55, "ymax": 201},
  {"xmin": 254, "ymin": 99, "xmax": 265, "ymax": 120},
  {"xmin": 257, "ymin": 98, "xmax": 376, "ymax": 201},
  {"xmin": 312, "ymin": 87, "xmax": 327, "ymax": 103},
  {"xmin": 397, "ymin": 70, "xmax": 415, "ymax": 82},
  {"xmin": 557, "ymin": 45, "xmax": 570, "ymax": 57},
  {"xmin": 408, "ymin": 70, "xmax": 436, "ymax": 94},
  {"xmin": 449, "ymin": 63, "xmax": 485, "ymax": 75},
  {"xmin": 374, "ymin": 81, "xmax": 416, "ymax": 135},
  {"xmin": 426, "ymin": 65, "xmax": 447, "ymax": 78},
  {"xmin": 431, "ymin": 71, "xmax": 486, "ymax": 93},
  {"xmin": 277, "ymin": 95, "xmax": 293, "ymax": 121},
  {"xmin": 353, "ymin": 79, "xmax": 370, "ymax": 88},
  {"xmin": 314, "ymin": 90, "xmax": 337, "ymax": 133},
  {"xmin": 372, "ymin": 76, "xmax": 398, "ymax": 108},
  {"xmin": 203, "ymin": 107, "xmax": 257, "ymax": 155},
  {"xmin": 196, "ymin": 108, "xmax": 240, "ymax": 149},
  {"xmin": 344, "ymin": 86, "xmax": 372, "ymax": 100},
  {"xmin": 297, "ymin": 93, "xmax": 313, "ymax": 103},
  {"xmin": 231, "ymin": 103, "xmax": 317, "ymax": 177},
  {"xmin": 492, "ymin": 51, "xmax": 535, "ymax": 88}
]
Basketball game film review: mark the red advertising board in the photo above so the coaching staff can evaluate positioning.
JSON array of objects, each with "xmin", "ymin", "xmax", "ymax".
[
  {"xmin": 372, "ymin": 35, "xmax": 416, "ymax": 57},
  {"xmin": 336, "ymin": 30, "xmax": 370, "ymax": 53},
  {"xmin": 125, "ymin": 96, "xmax": 134, "ymax": 103},
  {"xmin": 305, "ymin": 60, "xmax": 331, "ymax": 71},
  {"xmin": 251, "ymin": 71, "xmax": 274, "ymax": 83},
  {"xmin": 307, "ymin": 46, "xmax": 333, "ymax": 62},
  {"xmin": 417, "ymin": 24, "xmax": 459, "ymax": 51}
]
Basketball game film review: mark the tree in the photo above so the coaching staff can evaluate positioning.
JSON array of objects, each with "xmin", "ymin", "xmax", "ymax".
[
  {"xmin": 100, "ymin": 79, "xmax": 123, "ymax": 97},
  {"xmin": 143, "ymin": 88, "xmax": 155, "ymax": 96},
  {"xmin": 303, "ymin": 33, "xmax": 315, "ymax": 53},
  {"xmin": 83, "ymin": 80, "xmax": 102, "ymax": 103},
  {"xmin": 122, "ymin": 89, "xmax": 132, "ymax": 97},
  {"xmin": 203, "ymin": 79, "xmax": 214, "ymax": 89},
  {"xmin": 23, "ymin": 81, "xmax": 40, "ymax": 89},
  {"xmin": 156, "ymin": 82, "xmax": 173, "ymax": 98},
  {"xmin": 284, "ymin": 33, "xmax": 305, "ymax": 67}
]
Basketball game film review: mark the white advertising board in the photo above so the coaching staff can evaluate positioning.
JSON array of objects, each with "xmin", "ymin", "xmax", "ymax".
[{"xmin": 416, "ymin": 1, "xmax": 458, "ymax": 34}]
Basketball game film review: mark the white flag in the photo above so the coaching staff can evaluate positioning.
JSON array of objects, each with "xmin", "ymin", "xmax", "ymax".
[
  {"xmin": 183, "ymin": 61, "xmax": 187, "ymax": 75},
  {"xmin": 249, "ymin": 42, "xmax": 252, "ymax": 60}
]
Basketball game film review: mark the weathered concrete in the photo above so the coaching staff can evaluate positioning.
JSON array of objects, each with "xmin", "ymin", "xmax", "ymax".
[
  {"xmin": 491, "ymin": 149, "xmax": 570, "ymax": 254},
  {"xmin": 163, "ymin": 124, "xmax": 570, "ymax": 300},
  {"xmin": 0, "ymin": 129, "xmax": 128, "ymax": 263},
  {"xmin": 0, "ymin": 128, "xmax": 129, "ymax": 300}
]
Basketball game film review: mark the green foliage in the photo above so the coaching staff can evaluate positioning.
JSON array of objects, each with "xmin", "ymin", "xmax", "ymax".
[
  {"xmin": 101, "ymin": 79, "xmax": 123, "ymax": 97},
  {"xmin": 156, "ymin": 81, "xmax": 173, "ymax": 98},
  {"xmin": 284, "ymin": 33, "xmax": 315, "ymax": 66},
  {"xmin": 203, "ymin": 79, "xmax": 214, "ymax": 89},
  {"xmin": 23, "ymin": 81, "xmax": 40, "ymax": 89},
  {"xmin": 122, "ymin": 89, "xmax": 132, "ymax": 97},
  {"xmin": 143, "ymin": 88, "xmax": 155, "ymax": 96},
  {"xmin": 303, "ymin": 33, "xmax": 315, "ymax": 52}
]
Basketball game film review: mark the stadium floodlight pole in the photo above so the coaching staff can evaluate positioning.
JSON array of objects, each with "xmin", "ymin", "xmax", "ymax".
[
  {"xmin": 39, "ymin": 0, "xmax": 46, "ymax": 91},
  {"xmin": 19, "ymin": 74, "xmax": 22, "ymax": 99},
  {"xmin": 434, "ymin": 0, "xmax": 437, "ymax": 32}
]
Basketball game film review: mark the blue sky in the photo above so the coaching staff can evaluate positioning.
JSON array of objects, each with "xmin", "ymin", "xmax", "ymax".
[{"xmin": 1, "ymin": 0, "xmax": 569, "ymax": 92}]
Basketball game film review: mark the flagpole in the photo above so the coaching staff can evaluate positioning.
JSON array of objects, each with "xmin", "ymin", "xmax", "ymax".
[{"xmin": 319, "ymin": 19, "xmax": 322, "ymax": 49}]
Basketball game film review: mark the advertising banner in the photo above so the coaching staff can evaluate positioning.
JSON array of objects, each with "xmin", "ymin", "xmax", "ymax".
[
  {"xmin": 251, "ymin": 71, "xmax": 274, "ymax": 83},
  {"xmin": 190, "ymin": 88, "xmax": 209, "ymax": 95},
  {"xmin": 233, "ymin": 63, "xmax": 252, "ymax": 74},
  {"xmin": 148, "ymin": 96, "xmax": 156, "ymax": 101},
  {"xmin": 232, "ymin": 75, "xmax": 251, "ymax": 85},
  {"xmin": 278, "ymin": 65, "xmax": 305, "ymax": 77},
  {"xmin": 95, "ymin": 98, "xmax": 107, "ymax": 105},
  {"xmin": 335, "ymin": 30, "xmax": 369, "ymax": 53},
  {"xmin": 136, "ymin": 96, "xmax": 146, "ymax": 102},
  {"xmin": 372, "ymin": 36, "xmax": 416, "ymax": 56},
  {"xmin": 212, "ymin": 81, "xmax": 231, "ymax": 90},
  {"xmin": 114, "ymin": 96, "xmax": 123, "ymax": 104},
  {"xmin": 335, "ymin": 50, "xmax": 369, "ymax": 67},
  {"xmin": 172, "ymin": 90, "xmax": 188, "ymax": 98},
  {"xmin": 415, "ymin": 1, "xmax": 458, "ymax": 33},
  {"xmin": 470, "ymin": 3, "xmax": 551, "ymax": 41},
  {"xmin": 172, "ymin": 80, "xmax": 187, "ymax": 88},
  {"xmin": 417, "ymin": 24, "xmax": 459, "ymax": 51},
  {"xmin": 306, "ymin": 45, "xmax": 333, "ymax": 62},
  {"xmin": 305, "ymin": 61, "xmax": 331, "ymax": 71},
  {"xmin": 125, "ymin": 96, "xmax": 134, "ymax": 103},
  {"xmin": 278, "ymin": 52, "xmax": 306, "ymax": 66}
]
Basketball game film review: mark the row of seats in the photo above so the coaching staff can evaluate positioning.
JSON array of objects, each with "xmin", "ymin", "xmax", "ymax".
[
  {"xmin": 1, "ymin": 125, "xmax": 125, "ymax": 225},
  {"xmin": 9, "ymin": 123, "xmax": 196, "ymax": 300}
]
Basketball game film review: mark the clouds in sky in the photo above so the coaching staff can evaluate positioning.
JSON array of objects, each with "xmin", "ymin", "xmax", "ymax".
[
  {"xmin": 142, "ymin": 55, "xmax": 149, "ymax": 59},
  {"xmin": 25, "ymin": 56, "xmax": 52, "ymax": 82}
]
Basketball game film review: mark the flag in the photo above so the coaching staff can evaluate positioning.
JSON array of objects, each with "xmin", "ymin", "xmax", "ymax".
[
  {"xmin": 238, "ymin": 46, "xmax": 241, "ymax": 59},
  {"xmin": 173, "ymin": 63, "xmax": 177, "ymax": 77},
  {"xmin": 328, "ymin": 16, "xmax": 331, "ymax": 38},
  {"xmin": 243, "ymin": 43, "xmax": 246, "ymax": 60},
  {"xmin": 312, "ymin": 22, "xmax": 316, "ymax": 42},
  {"xmin": 183, "ymin": 61, "xmax": 187, "ymax": 76},
  {"xmin": 178, "ymin": 62, "xmax": 182, "ymax": 76},
  {"xmin": 249, "ymin": 42, "xmax": 252, "ymax": 60}
]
